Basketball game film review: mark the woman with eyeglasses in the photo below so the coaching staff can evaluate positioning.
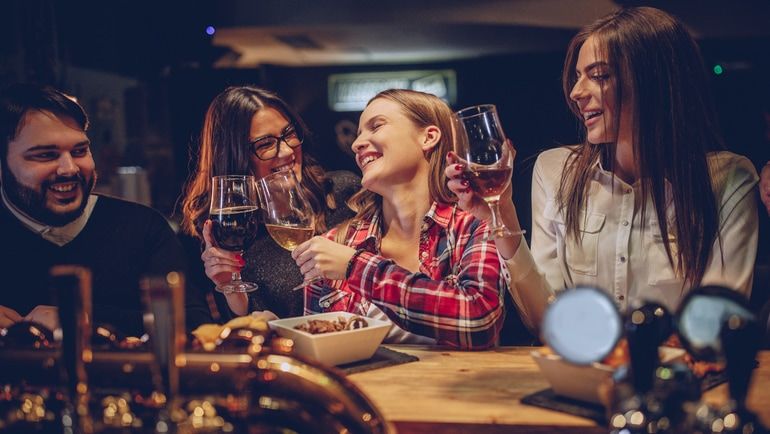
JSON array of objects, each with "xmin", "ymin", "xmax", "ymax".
[{"xmin": 180, "ymin": 86, "xmax": 359, "ymax": 319}]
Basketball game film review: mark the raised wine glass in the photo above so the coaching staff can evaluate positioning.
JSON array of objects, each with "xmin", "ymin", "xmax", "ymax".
[
  {"xmin": 258, "ymin": 169, "xmax": 316, "ymax": 252},
  {"xmin": 453, "ymin": 104, "xmax": 515, "ymax": 239},
  {"xmin": 209, "ymin": 175, "xmax": 259, "ymax": 293}
]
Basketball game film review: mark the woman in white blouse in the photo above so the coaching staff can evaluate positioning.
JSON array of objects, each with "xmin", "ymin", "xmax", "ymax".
[{"xmin": 447, "ymin": 6, "xmax": 759, "ymax": 331}]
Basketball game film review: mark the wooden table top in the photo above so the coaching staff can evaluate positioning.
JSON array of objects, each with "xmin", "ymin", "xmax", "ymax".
[{"xmin": 347, "ymin": 346, "xmax": 770, "ymax": 434}]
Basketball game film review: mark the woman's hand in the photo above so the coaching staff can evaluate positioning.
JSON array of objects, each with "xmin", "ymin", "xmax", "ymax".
[
  {"xmin": 292, "ymin": 236, "xmax": 357, "ymax": 282},
  {"xmin": 446, "ymin": 141, "xmax": 523, "ymax": 259},
  {"xmin": 202, "ymin": 220, "xmax": 249, "ymax": 315},
  {"xmin": 760, "ymin": 161, "xmax": 770, "ymax": 216},
  {"xmin": 25, "ymin": 305, "xmax": 59, "ymax": 331},
  {"xmin": 0, "ymin": 305, "xmax": 22, "ymax": 328},
  {"xmin": 445, "ymin": 151, "xmax": 495, "ymax": 220},
  {"xmin": 445, "ymin": 140, "xmax": 516, "ymax": 221}
]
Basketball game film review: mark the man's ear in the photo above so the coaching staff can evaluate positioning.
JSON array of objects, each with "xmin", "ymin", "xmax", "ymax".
[{"xmin": 421, "ymin": 125, "xmax": 441, "ymax": 153}]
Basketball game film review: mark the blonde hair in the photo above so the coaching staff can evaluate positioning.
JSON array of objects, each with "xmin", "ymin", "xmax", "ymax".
[{"xmin": 336, "ymin": 89, "xmax": 455, "ymax": 241}]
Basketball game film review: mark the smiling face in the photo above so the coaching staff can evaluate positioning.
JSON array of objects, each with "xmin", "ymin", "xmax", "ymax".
[
  {"xmin": 351, "ymin": 98, "xmax": 436, "ymax": 194},
  {"xmin": 569, "ymin": 36, "xmax": 633, "ymax": 146},
  {"xmin": 2, "ymin": 110, "xmax": 96, "ymax": 226},
  {"xmin": 248, "ymin": 107, "xmax": 303, "ymax": 181}
]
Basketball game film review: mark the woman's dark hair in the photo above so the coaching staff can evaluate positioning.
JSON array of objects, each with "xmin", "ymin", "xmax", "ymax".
[
  {"xmin": 559, "ymin": 6, "xmax": 722, "ymax": 286},
  {"xmin": 0, "ymin": 83, "xmax": 88, "ymax": 159},
  {"xmin": 180, "ymin": 85, "xmax": 336, "ymax": 238}
]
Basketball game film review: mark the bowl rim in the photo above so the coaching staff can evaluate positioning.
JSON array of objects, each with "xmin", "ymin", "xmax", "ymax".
[{"xmin": 268, "ymin": 312, "xmax": 392, "ymax": 338}]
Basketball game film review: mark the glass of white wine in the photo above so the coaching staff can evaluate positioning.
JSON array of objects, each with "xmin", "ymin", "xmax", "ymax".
[{"xmin": 258, "ymin": 169, "xmax": 316, "ymax": 252}]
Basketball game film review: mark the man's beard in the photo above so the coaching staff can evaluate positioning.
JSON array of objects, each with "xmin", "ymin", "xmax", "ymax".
[{"xmin": 1, "ymin": 162, "xmax": 97, "ymax": 227}]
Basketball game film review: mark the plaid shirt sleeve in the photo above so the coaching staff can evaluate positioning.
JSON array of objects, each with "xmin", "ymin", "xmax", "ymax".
[{"xmin": 345, "ymin": 216, "xmax": 505, "ymax": 350}]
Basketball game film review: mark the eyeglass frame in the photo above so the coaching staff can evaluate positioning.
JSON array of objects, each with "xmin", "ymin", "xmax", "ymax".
[{"xmin": 249, "ymin": 124, "xmax": 304, "ymax": 160}]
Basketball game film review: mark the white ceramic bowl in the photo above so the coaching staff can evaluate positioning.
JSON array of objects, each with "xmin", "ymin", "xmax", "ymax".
[
  {"xmin": 269, "ymin": 312, "xmax": 392, "ymax": 366},
  {"xmin": 531, "ymin": 346, "xmax": 686, "ymax": 404}
]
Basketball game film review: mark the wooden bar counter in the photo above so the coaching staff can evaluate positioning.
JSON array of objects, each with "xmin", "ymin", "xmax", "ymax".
[{"xmin": 347, "ymin": 346, "xmax": 770, "ymax": 434}]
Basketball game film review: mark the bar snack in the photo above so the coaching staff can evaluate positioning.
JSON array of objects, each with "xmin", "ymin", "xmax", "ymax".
[{"xmin": 294, "ymin": 315, "xmax": 368, "ymax": 334}]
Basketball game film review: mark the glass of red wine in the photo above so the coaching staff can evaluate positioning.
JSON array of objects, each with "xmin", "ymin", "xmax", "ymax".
[
  {"xmin": 453, "ymin": 104, "xmax": 514, "ymax": 239},
  {"xmin": 209, "ymin": 175, "xmax": 259, "ymax": 293}
]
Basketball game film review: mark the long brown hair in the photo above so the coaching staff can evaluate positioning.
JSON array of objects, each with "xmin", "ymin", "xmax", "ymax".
[
  {"xmin": 559, "ymin": 7, "xmax": 723, "ymax": 286},
  {"xmin": 180, "ymin": 86, "xmax": 336, "ymax": 238},
  {"xmin": 337, "ymin": 89, "xmax": 455, "ymax": 240}
]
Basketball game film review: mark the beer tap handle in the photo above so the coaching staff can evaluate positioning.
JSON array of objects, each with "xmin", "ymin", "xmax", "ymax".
[
  {"xmin": 720, "ymin": 315, "xmax": 760, "ymax": 411},
  {"xmin": 51, "ymin": 265, "xmax": 94, "ymax": 434},
  {"xmin": 141, "ymin": 272, "xmax": 187, "ymax": 428},
  {"xmin": 626, "ymin": 303, "xmax": 672, "ymax": 395}
]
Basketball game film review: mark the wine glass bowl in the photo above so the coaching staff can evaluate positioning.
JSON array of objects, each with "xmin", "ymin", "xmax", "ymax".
[
  {"xmin": 453, "ymin": 104, "xmax": 515, "ymax": 238},
  {"xmin": 210, "ymin": 175, "xmax": 259, "ymax": 293},
  {"xmin": 258, "ymin": 170, "xmax": 316, "ymax": 252}
]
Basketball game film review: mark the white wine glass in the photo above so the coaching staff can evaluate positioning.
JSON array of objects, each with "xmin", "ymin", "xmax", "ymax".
[
  {"xmin": 453, "ymin": 104, "xmax": 515, "ymax": 239},
  {"xmin": 258, "ymin": 170, "xmax": 316, "ymax": 252},
  {"xmin": 209, "ymin": 175, "xmax": 259, "ymax": 293}
]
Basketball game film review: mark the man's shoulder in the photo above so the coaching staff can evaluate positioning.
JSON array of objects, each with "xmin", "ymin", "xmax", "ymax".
[
  {"xmin": 91, "ymin": 194, "xmax": 173, "ymax": 231},
  {"xmin": 93, "ymin": 194, "xmax": 163, "ymax": 216}
]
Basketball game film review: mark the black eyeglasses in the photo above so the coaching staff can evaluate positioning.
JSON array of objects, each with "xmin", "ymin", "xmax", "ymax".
[{"xmin": 249, "ymin": 125, "xmax": 304, "ymax": 160}]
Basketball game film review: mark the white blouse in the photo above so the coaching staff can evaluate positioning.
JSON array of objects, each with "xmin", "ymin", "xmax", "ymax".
[{"xmin": 505, "ymin": 148, "xmax": 759, "ymax": 329}]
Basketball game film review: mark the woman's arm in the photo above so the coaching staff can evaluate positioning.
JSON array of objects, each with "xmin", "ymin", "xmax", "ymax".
[
  {"xmin": 760, "ymin": 161, "xmax": 770, "ymax": 216},
  {"xmin": 702, "ymin": 155, "xmax": 759, "ymax": 295},
  {"xmin": 294, "ymin": 218, "xmax": 505, "ymax": 349},
  {"xmin": 445, "ymin": 150, "xmax": 561, "ymax": 332},
  {"xmin": 343, "ymin": 217, "xmax": 504, "ymax": 349}
]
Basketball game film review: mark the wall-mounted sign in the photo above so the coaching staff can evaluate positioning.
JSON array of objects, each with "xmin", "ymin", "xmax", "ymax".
[{"xmin": 328, "ymin": 70, "xmax": 457, "ymax": 112}]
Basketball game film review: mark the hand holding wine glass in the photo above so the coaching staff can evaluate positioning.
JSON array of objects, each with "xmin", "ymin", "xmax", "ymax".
[
  {"xmin": 258, "ymin": 169, "xmax": 316, "ymax": 252},
  {"xmin": 453, "ymin": 104, "xmax": 517, "ymax": 239},
  {"xmin": 208, "ymin": 175, "xmax": 259, "ymax": 294}
]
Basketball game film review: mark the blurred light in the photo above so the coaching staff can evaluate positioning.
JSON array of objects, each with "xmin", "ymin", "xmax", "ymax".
[
  {"xmin": 206, "ymin": 26, "xmax": 216, "ymax": 36},
  {"xmin": 713, "ymin": 64, "xmax": 724, "ymax": 75}
]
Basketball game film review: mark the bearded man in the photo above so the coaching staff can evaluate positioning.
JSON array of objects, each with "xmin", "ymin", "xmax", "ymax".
[{"xmin": 0, "ymin": 83, "xmax": 210, "ymax": 335}]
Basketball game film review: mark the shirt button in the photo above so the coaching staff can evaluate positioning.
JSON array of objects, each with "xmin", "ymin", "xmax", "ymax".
[
  {"xmin": 617, "ymin": 295, "xmax": 625, "ymax": 301},
  {"xmin": 620, "ymin": 256, "xmax": 626, "ymax": 263},
  {"xmin": 420, "ymin": 251, "xmax": 429, "ymax": 260},
  {"xmin": 622, "ymin": 220, "xmax": 629, "ymax": 226},
  {"xmin": 625, "ymin": 188, "xmax": 632, "ymax": 194}
]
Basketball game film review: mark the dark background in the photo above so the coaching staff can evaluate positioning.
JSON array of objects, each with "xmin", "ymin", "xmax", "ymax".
[{"xmin": 2, "ymin": 0, "xmax": 769, "ymax": 258}]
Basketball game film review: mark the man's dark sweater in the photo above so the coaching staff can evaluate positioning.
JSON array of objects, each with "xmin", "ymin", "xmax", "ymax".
[{"xmin": 1, "ymin": 194, "xmax": 212, "ymax": 335}]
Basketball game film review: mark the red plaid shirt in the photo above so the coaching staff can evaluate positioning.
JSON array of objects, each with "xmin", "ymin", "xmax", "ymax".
[{"xmin": 304, "ymin": 201, "xmax": 505, "ymax": 349}]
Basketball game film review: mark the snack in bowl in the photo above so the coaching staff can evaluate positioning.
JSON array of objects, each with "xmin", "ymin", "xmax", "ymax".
[
  {"xmin": 269, "ymin": 312, "xmax": 391, "ymax": 366},
  {"xmin": 294, "ymin": 315, "xmax": 368, "ymax": 334}
]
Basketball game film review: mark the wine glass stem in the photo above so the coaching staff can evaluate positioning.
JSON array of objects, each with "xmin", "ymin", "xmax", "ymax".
[
  {"xmin": 231, "ymin": 250, "xmax": 245, "ymax": 282},
  {"xmin": 488, "ymin": 199, "xmax": 504, "ymax": 233}
]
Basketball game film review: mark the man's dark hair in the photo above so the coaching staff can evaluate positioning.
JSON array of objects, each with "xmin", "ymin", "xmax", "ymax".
[{"xmin": 0, "ymin": 83, "xmax": 88, "ymax": 160}]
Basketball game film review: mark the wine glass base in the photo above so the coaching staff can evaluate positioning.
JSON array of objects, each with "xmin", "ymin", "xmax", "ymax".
[
  {"xmin": 215, "ymin": 281, "xmax": 258, "ymax": 294},
  {"xmin": 486, "ymin": 228, "xmax": 526, "ymax": 241}
]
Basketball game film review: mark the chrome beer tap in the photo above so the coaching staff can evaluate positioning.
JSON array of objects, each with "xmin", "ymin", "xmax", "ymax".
[
  {"xmin": 51, "ymin": 265, "xmax": 95, "ymax": 434},
  {"xmin": 141, "ymin": 272, "xmax": 188, "ymax": 433},
  {"xmin": 675, "ymin": 285, "xmax": 769, "ymax": 434},
  {"xmin": 608, "ymin": 302, "xmax": 674, "ymax": 434}
]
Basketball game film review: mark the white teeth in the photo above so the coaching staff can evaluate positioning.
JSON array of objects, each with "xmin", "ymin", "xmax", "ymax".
[
  {"xmin": 360, "ymin": 155, "xmax": 380, "ymax": 167},
  {"xmin": 583, "ymin": 111, "xmax": 602, "ymax": 120},
  {"xmin": 50, "ymin": 183, "xmax": 76, "ymax": 192},
  {"xmin": 271, "ymin": 163, "xmax": 294, "ymax": 173}
]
